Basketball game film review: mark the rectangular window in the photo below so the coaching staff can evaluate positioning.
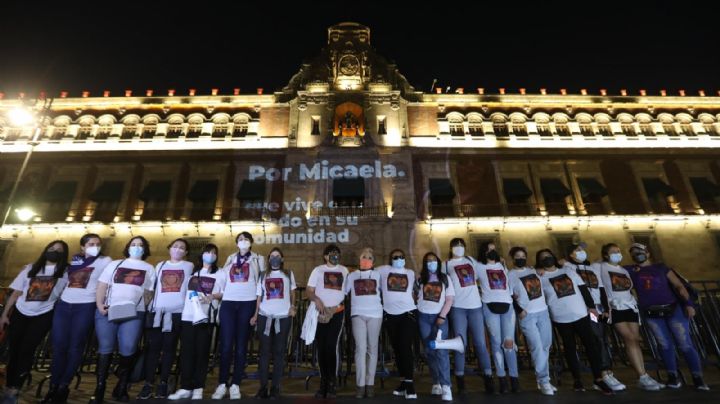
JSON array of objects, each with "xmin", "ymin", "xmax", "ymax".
[
  {"xmin": 642, "ymin": 178, "xmax": 675, "ymax": 214},
  {"xmin": 540, "ymin": 178, "xmax": 572, "ymax": 215},
  {"xmin": 502, "ymin": 178, "xmax": 534, "ymax": 216},
  {"xmin": 333, "ymin": 177, "xmax": 365, "ymax": 208},
  {"xmin": 428, "ymin": 178, "xmax": 456, "ymax": 218},
  {"xmin": 311, "ymin": 116, "xmax": 321, "ymax": 136},
  {"xmin": 377, "ymin": 116, "xmax": 387, "ymax": 135}
]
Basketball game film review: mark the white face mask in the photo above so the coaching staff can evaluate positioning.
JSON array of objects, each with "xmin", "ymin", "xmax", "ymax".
[
  {"xmin": 574, "ymin": 250, "xmax": 587, "ymax": 262},
  {"xmin": 609, "ymin": 253, "xmax": 623, "ymax": 265},
  {"xmin": 237, "ymin": 240, "xmax": 251, "ymax": 251},
  {"xmin": 85, "ymin": 246, "xmax": 100, "ymax": 257},
  {"xmin": 170, "ymin": 247, "xmax": 185, "ymax": 260},
  {"xmin": 392, "ymin": 258, "xmax": 405, "ymax": 269},
  {"xmin": 452, "ymin": 246, "xmax": 465, "ymax": 257},
  {"xmin": 129, "ymin": 245, "xmax": 144, "ymax": 259},
  {"xmin": 202, "ymin": 252, "xmax": 217, "ymax": 264},
  {"xmin": 427, "ymin": 261, "xmax": 438, "ymax": 273}
]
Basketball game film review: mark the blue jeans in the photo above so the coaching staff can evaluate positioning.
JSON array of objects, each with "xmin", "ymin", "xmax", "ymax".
[
  {"xmin": 50, "ymin": 300, "xmax": 96, "ymax": 386},
  {"xmin": 518, "ymin": 310, "xmax": 552, "ymax": 384},
  {"xmin": 482, "ymin": 305, "xmax": 518, "ymax": 377},
  {"xmin": 645, "ymin": 305, "xmax": 703, "ymax": 376},
  {"xmin": 450, "ymin": 307, "xmax": 492, "ymax": 376},
  {"xmin": 218, "ymin": 300, "xmax": 257, "ymax": 385},
  {"xmin": 94, "ymin": 309, "xmax": 145, "ymax": 356},
  {"xmin": 418, "ymin": 312, "xmax": 451, "ymax": 386}
]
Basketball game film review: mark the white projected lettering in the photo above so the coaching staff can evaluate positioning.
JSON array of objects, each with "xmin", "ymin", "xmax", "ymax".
[{"xmin": 249, "ymin": 160, "xmax": 405, "ymax": 181}]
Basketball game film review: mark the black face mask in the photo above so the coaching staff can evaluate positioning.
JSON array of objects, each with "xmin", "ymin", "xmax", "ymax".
[
  {"xmin": 45, "ymin": 250, "xmax": 61, "ymax": 263},
  {"xmin": 540, "ymin": 256, "xmax": 555, "ymax": 268},
  {"xmin": 513, "ymin": 258, "xmax": 527, "ymax": 268},
  {"xmin": 487, "ymin": 250, "xmax": 500, "ymax": 262}
]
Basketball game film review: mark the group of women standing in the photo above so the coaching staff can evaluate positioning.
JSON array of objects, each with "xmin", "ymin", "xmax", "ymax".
[{"xmin": 0, "ymin": 233, "xmax": 711, "ymax": 404}]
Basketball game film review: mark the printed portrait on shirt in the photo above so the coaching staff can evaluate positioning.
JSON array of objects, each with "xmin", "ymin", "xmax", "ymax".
[
  {"xmin": 67, "ymin": 267, "xmax": 93, "ymax": 289},
  {"xmin": 160, "ymin": 269, "xmax": 185, "ymax": 293},
  {"xmin": 26, "ymin": 276, "xmax": 57, "ymax": 302},
  {"xmin": 487, "ymin": 269, "xmax": 507, "ymax": 290},
  {"xmin": 423, "ymin": 282, "xmax": 443, "ymax": 303},
  {"xmin": 637, "ymin": 273, "xmax": 658, "ymax": 291},
  {"xmin": 323, "ymin": 272, "xmax": 344, "ymax": 291},
  {"xmin": 609, "ymin": 272, "xmax": 632, "ymax": 292},
  {"xmin": 113, "ymin": 268, "xmax": 146, "ymax": 287},
  {"xmin": 577, "ymin": 269, "xmax": 599, "ymax": 289},
  {"xmin": 230, "ymin": 262, "xmax": 250, "ymax": 283},
  {"xmin": 550, "ymin": 274, "xmax": 576, "ymax": 298},
  {"xmin": 387, "ymin": 273, "xmax": 409, "ymax": 292},
  {"xmin": 189, "ymin": 276, "xmax": 216, "ymax": 295},
  {"xmin": 454, "ymin": 264, "xmax": 475, "ymax": 287},
  {"xmin": 520, "ymin": 274, "xmax": 543, "ymax": 300},
  {"xmin": 353, "ymin": 278, "xmax": 377, "ymax": 296},
  {"xmin": 265, "ymin": 277, "xmax": 285, "ymax": 300}
]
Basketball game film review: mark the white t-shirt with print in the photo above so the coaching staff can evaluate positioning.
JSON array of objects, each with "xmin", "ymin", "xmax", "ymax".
[
  {"xmin": 98, "ymin": 259, "xmax": 155, "ymax": 311},
  {"xmin": 477, "ymin": 261, "xmax": 513, "ymax": 304},
  {"xmin": 564, "ymin": 261, "xmax": 604, "ymax": 307},
  {"xmin": 540, "ymin": 267, "xmax": 589, "ymax": 324},
  {"xmin": 345, "ymin": 269, "xmax": 383, "ymax": 318},
  {"xmin": 222, "ymin": 251, "xmax": 264, "ymax": 302},
  {"xmin": 61, "ymin": 256, "xmax": 113, "ymax": 304},
  {"xmin": 599, "ymin": 262, "xmax": 637, "ymax": 311},
  {"xmin": 181, "ymin": 267, "xmax": 227, "ymax": 322},
  {"xmin": 257, "ymin": 270, "xmax": 297, "ymax": 316},
  {"xmin": 417, "ymin": 273, "xmax": 456, "ymax": 315},
  {"xmin": 508, "ymin": 267, "xmax": 548, "ymax": 314},
  {"xmin": 445, "ymin": 257, "xmax": 482, "ymax": 309},
  {"xmin": 10, "ymin": 264, "xmax": 68, "ymax": 316},
  {"xmin": 307, "ymin": 264, "xmax": 348, "ymax": 307},
  {"xmin": 378, "ymin": 265, "xmax": 417, "ymax": 315},
  {"xmin": 151, "ymin": 260, "xmax": 194, "ymax": 314}
]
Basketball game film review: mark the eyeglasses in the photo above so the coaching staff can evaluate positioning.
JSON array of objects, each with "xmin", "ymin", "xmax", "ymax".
[{"xmin": 392, "ymin": 255, "xmax": 405, "ymax": 260}]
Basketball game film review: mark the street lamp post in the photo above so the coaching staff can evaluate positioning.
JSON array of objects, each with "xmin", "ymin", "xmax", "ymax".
[{"xmin": 0, "ymin": 97, "xmax": 53, "ymax": 229}]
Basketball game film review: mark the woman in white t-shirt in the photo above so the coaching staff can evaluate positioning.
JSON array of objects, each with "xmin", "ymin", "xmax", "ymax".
[
  {"xmin": 169, "ymin": 243, "xmax": 226, "ymax": 401},
  {"xmin": 93, "ymin": 236, "xmax": 155, "ymax": 403},
  {"xmin": 414, "ymin": 252, "xmax": 454, "ymax": 402},
  {"xmin": 507, "ymin": 246, "xmax": 554, "ymax": 395},
  {"xmin": 250, "ymin": 247, "xmax": 297, "ymax": 399},
  {"xmin": 45, "ymin": 234, "xmax": 111, "ymax": 404},
  {"xmin": 598, "ymin": 243, "xmax": 664, "ymax": 391},
  {"xmin": 477, "ymin": 241, "xmax": 518, "ymax": 394},
  {"xmin": 443, "ymin": 238, "xmax": 493, "ymax": 394},
  {"xmin": 138, "ymin": 238, "xmax": 194, "ymax": 400},
  {"xmin": 306, "ymin": 244, "xmax": 348, "ymax": 399},
  {"xmin": 212, "ymin": 231, "xmax": 265, "ymax": 400},
  {"xmin": 379, "ymin": 248, "xmax": 418, "ymax": 400},
  {"xmin": 344, "ymin": 247, "xmax": 383, "ymax": 398},
  {"xmin": 0, "ymin": 240, "xmax": 69, "ymax": 404}
]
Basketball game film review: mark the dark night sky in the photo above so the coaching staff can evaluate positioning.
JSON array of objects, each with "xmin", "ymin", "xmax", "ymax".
[{"xmin": 0, "ymin": 0, "xmax": 718, "ymax": 98}]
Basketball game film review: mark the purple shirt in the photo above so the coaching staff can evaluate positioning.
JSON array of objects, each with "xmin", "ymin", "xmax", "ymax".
[{"xmin": 625, "ymin": 263, "xmax": 677, "ymax": 309}]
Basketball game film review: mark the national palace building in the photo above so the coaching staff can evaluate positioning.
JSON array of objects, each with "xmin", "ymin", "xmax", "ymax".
[{"xmin": 2, "ymin": 22, "xmax": 720, "ymax": 282}]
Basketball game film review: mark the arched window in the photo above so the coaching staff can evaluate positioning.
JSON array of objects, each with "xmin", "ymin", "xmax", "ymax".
[
  {"xmin": 448, "ymin": 114, "xmax": 465, "ymax": 136},
  {"xmin": 233, "ymin": 115, "xmax": 249, "ymax": 137},
  {"xmin": 492, "ymin": 116, "xmax": 509, "ymax": 137},
  {"xmin": 468, "ymin": 114, "xmax": 483, "ymax": 136},
  {"xmin": 187, "ymin": 116, "xmax": 204, "ymax": 138}
]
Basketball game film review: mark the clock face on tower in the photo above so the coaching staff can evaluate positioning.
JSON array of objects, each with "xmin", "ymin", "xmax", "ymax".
[{"xmin": 338, "ymin": 55, "xmax": 360, "ymax": 76}]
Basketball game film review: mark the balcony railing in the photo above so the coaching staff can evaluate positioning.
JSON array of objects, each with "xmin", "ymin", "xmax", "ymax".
[
  {"xmin": 428, "ymin": 202, "xmax": 610, "ymax": 218},
  {"xmin": 309, "ymin": 203, "xmax": 388, "ymax": 218}
]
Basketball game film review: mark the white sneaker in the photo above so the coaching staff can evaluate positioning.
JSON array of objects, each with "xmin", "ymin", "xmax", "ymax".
[
  {"xmin": 229, "ymin": 384, "xmax": 241, "ymax": 400},
  {"xmin": 537, "ymin": 382, "xmax": 558, "ymax": 392},
  {"xmin": 608, "ymin": 374, "xmax": 627, "ymax": 390},
  {"xmin": 431, "ymin": 384, "xmax": 442, "ymax": 396},
  {"xmin": 441, "ymin": 385, "xmax": 453, "ymax": 402},
  {"xmin": 602, "ymin": 374, "xmax": 625, "ymax": 391},
  {"xmin": 192, "ymin": 388, "xmax": 204, "ymax": 400},
  {"xmin": 169, "ymin": 389, "xmax": 192, "ymax": 400},
  {"xmin": 211, "ymin": 385, "xmax": 227, "ymax": 400},
  {"xmin": 538, "ymin": 383, "xmax": 555, "ymax": 396},
  {"xmin": 638, "ymin": 374, "xmax": 664, "ymax": 391}
]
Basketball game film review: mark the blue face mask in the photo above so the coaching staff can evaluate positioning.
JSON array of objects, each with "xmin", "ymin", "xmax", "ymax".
[
  {"xmin": 609, "ymin": 253, "xmax": 623, "ymax": 264},
  {"xmin": 392, "ymin": 258, "xmax": 405, "ymax": 269},
  {"xmin": 427, "ymin": 261, "xmax": 438, "ymax": 273},
  {"xmin": 129, "ymin": 245, "xmax": 144, "ymax": 259},
  {"xmin": 574, "ymin": 250, "xmax": 587, "ymax": 262}
]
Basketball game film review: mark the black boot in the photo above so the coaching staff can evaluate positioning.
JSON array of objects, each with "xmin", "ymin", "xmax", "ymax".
[
  {"xmin": 41, "ymin": 384, "xmax": 58, "ymax": 404},
  {"xmin": 88, "ymin": 353, "xmax": 113, "ymax": 404},
  {"xmin": 111, "ymin": 355, "xmax": 134, "ymax": 402},
  {"xmin": 314, "ymin": 379, "xmax": 327, "ymax": 399},
  {"xmin": 255, "ymin": 385, "xmax": 269, "ymax": 399},
  {"xmin": 510, "ymin": 377, "xmax": 520, "ymax": 393},
  {"xmin": 483, "ymin": 375, "xmax": 495, "ymax": 394},
  {"xmin": 456, "ymin": 375, "xmax": 466, "ymax": 394},
  {"xmin": 53, "ymin": 386, "xmax": 70, "ymax": 404},
  {"xmin": 326, "ymin": 380, "xmax": 337, "ymax": 399},
  {"xmin": 499, "ymin": 376, "xmax": 509, "ymax": 394}
]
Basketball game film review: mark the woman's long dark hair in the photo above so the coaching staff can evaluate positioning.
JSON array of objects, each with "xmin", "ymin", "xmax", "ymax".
[
  {"xmin": 478, "ymin": 241, "xmax": 494, "ymax": 264},
  {"xmin": 448, "ymin": 238, "xmax": 466, "ymax": 259},
  {"xmin": 29, "ymin": 240, "xmax": 69, "ymax": 279},
  {"xmin": 419, "ymin": 252, "xmax": 448, "ymax": 287},
  {"xmin": 194, "ymin": 243, "xmax": 220, "ymax": 274}
]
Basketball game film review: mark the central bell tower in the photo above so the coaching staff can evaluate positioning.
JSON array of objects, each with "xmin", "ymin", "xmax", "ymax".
[{"xmin": 327, "ymin": 22, "xmax": 371, "ymax": 91}]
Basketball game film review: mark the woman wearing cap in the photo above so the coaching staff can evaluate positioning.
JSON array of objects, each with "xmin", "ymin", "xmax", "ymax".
[
  {"xmin": 535, "ymin": 248, "xmax": 615, "ymax": 394},
  {"xmin": 625, "ymin": 243, "xmax": 709, "ymax": 391},
  {"xmin": 563, "ymin": 243, "xmax": 625, "ymax": 392},
  {"xmin": 598, "ymin": 243, "xmax": 664, "ymax": 391}
]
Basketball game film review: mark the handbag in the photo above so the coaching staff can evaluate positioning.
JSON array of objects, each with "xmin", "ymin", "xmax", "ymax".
[
  {"xmin": 487, "ymin": 302, "xmax": 510, "ymax": 314},
  {"xmin": 645, "ymin": 303, "xmax": 677, "ymax": 318},
  {"xmin": 105, "ymin": 260, "xmax": 138, "ymax": 323}
]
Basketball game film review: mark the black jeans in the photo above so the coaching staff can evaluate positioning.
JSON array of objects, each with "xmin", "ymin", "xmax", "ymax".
[
  {"xmin": 144, "ymin": 312, "xmax": 181, "ymax": 384},
  {"xmin": 314, "ymin": 311, "xmax": 344, "ymax": 384},
  {"xmin": 5, "ymin": 310, "xmax": 54, "ymax": 388},
  {"xmin": 257, "ymin": 315, "xmax": 291, "ymax": 389},
  {"xmin": 590, "ymin": 319, "xmax": 613, "ymax": 371},
  {"xmin": 179, "ymin": 321, "xmax": 213, "ymax": 390},
  {"xmin": 554, "ymin": 315, "xmax": 607, "ymax": 380},
  {"xmin": 384, "ymin": 311, "xmax": 417, "ymax": 380}
]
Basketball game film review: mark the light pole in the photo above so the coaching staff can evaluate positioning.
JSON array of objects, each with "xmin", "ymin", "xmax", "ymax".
[{"xmin": 0, "ymin": 96, "xmax": 53, "ymax": 229}]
